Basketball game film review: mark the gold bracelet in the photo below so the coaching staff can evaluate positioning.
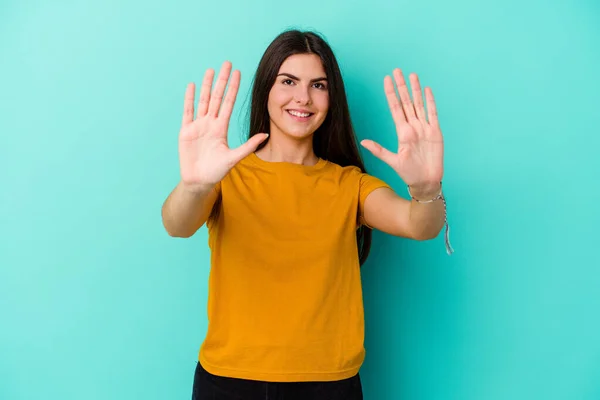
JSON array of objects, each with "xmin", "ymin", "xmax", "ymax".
[
  {"xmin": 407, "ymin": 181, "xmax": 443, "ymax": 203},
  {"xmin": 407, "ymin": 181, "xmax": 454, "ymax": 255}
]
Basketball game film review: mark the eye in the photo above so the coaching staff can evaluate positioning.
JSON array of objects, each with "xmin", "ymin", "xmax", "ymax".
[
  {"xmin": 313, "ymin": 82, "xmax": 327, "ymax": 90},
  {"xmin": 282, "ymin": 79, "xmax": 294, "ymax": 85}
]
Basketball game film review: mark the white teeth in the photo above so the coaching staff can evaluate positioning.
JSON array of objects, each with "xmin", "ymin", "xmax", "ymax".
[{"xmin": 288, "ymin": 110, "xmax": 311, "ymax": 117}]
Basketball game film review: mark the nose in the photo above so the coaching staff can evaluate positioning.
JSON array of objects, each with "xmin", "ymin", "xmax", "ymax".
[{"xmin": 293, "ymin": 85, "xmax": 312, "ymax": 105}]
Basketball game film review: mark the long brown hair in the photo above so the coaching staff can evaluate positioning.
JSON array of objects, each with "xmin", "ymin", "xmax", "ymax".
[{"xmin": 246, "ymin": 29, "xmax": 374, "ymax": 266}]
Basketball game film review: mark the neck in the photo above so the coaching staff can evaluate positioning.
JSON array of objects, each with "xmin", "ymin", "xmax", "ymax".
[{"xmin": 255, "ymin": 128, "xmax": 318, "ymax": 166}]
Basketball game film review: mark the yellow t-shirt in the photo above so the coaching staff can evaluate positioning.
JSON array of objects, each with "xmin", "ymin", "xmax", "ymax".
[{"xmin": 198, "ymin": 152, "xmax": 390, "ymax": 382}]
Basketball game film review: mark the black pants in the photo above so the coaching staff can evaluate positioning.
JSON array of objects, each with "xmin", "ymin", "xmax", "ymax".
[{"xmin": 192, "ymin": 362, "xmax": 363, "ymax": 400}]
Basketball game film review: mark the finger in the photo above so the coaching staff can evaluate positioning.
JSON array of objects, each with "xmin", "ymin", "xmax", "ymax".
[
  {"xmin": 197, "ymin": 68, "xmax": 215, "ymax": 118},
  {"xmin": 425, "ymin": 87, "xmax": 439, "ymax": 126},
  {"xmin": 207, "ymin": 61, "xmax": 232, "ymax": 118},
  {"xmin": 182, "ymin": 83, "xmax": 195, "ymax": 125},
  {"xmin": 409, "ymin": 73, "xmax": 427, "ymax": 122},
  {"xmin": 393, "ymin": 69, "xmax": 417, "ymax": 121},
  {"xmin": 231, "ymin": 133, "xmax": 269, "ymax": 164},
  {"xmin": 360, "ymin": 139, "xmax": 396, "ymax": 167},
  {"xmin": 218, "ymin": 69, "xmax": 241, "ymax": 121},
  {"xmin": 384, "ymin": 75, "xmax": 406, "ymax": 125}
]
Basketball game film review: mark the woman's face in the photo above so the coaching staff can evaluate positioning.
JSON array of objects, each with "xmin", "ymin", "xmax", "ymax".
[{"xmin": 267, "ymin": 53, "xmax": 329, "ymax": 140}]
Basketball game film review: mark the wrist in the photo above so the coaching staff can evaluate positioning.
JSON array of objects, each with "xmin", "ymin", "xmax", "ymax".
[
  {"xmin": 408, "ymin": 181, "xmax": 442, "ymax": 201},
  {"xmin": 180, "ymin": 181, "xmax": 216, "ymax": 196}
]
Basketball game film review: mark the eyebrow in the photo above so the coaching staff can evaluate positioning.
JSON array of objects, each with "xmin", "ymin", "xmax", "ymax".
[{"xmin": 277, "ymin": 73, "xmax": 327, "ymax": 83}]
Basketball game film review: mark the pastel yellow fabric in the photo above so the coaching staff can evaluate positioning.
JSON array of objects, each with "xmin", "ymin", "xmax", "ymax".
[{"xmin": 198, "ymin": 152, "xmax": 390, "ymax": 382}]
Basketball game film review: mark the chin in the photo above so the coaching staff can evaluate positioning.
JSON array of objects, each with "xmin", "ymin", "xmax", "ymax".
[
  {"xmin": 284, "ymin": 127, "xmax": 317, "ymax": 140},
  {"xmin": 284, "ymin": 122, "xmax": 325, "ymax": 140},
  {"xmin": 270, "ymin": 121, "xmax": 317, "ymax": 140}
]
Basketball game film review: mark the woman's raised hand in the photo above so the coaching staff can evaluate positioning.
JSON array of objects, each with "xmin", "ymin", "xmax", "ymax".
[
  {"xmin": 361, "ymin": 68, "xmax": 444, "ymax": 198},
  {"xmin": 178, "ymin": 61, "xmax": 269, "ymax": 193}
]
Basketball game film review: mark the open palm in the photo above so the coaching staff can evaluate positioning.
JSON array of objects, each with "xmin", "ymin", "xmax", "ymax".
[
  {"xmin": 361, "ymin": 68, "xmax": 444, "ymax": 193},
  {"xmin": 179, "ymin": 61, "xmax": 268, "ymax": 192}
]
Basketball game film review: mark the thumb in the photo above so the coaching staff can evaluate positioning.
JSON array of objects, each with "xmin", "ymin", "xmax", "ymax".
[
  {"xmin": 360, "ymin": 139, "xmax": 396, "ymax": 166},
  {"xmin": 231, "ymin": 133, "xmax": 269, "ymax": 164}
]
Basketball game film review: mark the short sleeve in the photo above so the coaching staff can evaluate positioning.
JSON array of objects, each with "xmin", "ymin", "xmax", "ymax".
[{"xmin": 358, "ymin": 172, "xmax": 391, "ymax": 227}]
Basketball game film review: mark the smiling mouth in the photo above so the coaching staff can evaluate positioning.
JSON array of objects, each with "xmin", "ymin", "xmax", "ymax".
[{"xmin": 286, "ymin": 110, "xmax": 314, "ymax": 118}]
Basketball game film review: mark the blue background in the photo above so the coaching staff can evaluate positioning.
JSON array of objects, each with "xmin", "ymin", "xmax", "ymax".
[{"xmin": 1, "ymin": 0, "xmax": 599, "ymax": 398}]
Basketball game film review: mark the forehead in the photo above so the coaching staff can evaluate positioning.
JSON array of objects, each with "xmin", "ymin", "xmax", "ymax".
[{"xmin": 278, "ymin": 53, "xmax": 326, "ymax": 77}]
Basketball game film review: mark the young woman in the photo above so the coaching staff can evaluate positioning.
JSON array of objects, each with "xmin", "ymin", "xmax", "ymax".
[{"xmin": 162, "ymin": 29, "xmax": 453, "ymax": 400}]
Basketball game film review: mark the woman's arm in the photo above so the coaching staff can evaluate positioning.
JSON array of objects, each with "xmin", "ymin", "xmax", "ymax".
[
  {"xmin": 161, "ymin": 182, "xmax": 219, "ymax": 237},
  {"xmin": 161, "ymin": 61, "xmax": 268, "ymax": 238},
  {"xmin": 362, "ymin": 186, "xmax": 445, "ymax": 241},
  {"xmin": 360, "ymin": 68, "xmax": 453, "ymax": 253}
]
